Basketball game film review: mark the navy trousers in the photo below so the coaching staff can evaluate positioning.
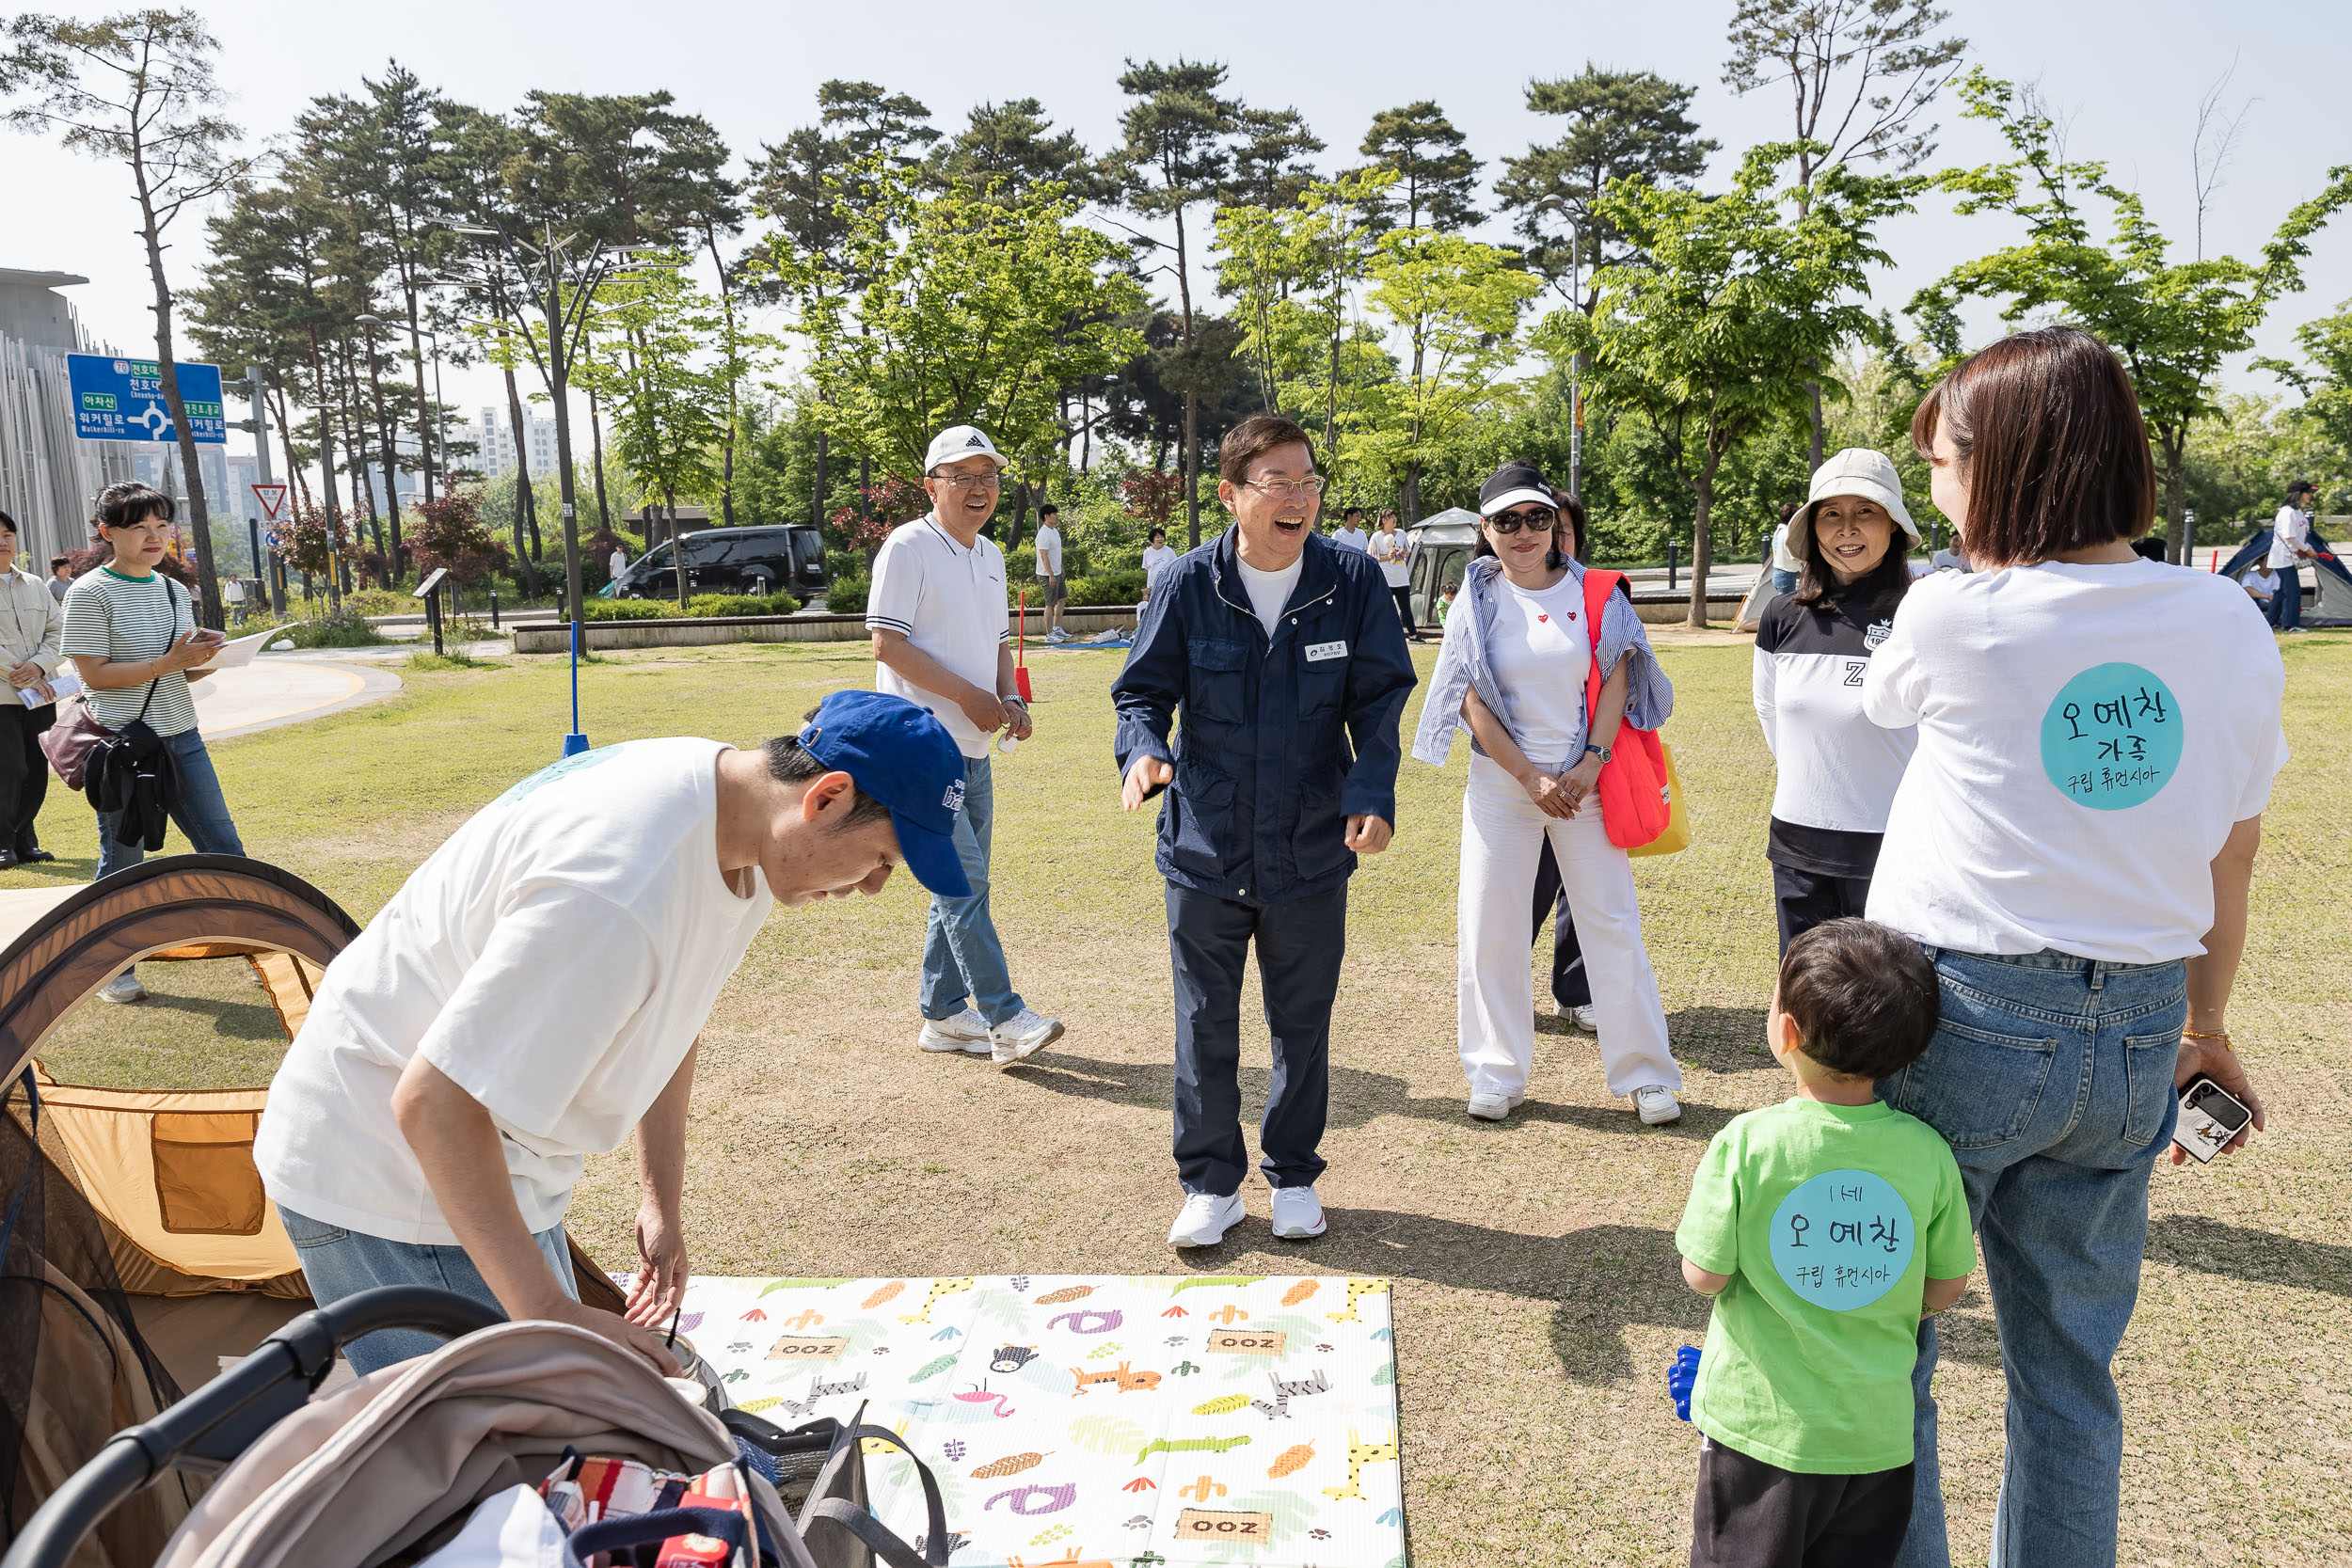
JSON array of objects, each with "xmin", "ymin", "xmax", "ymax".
[
  {"xmin": 1531, "ymin": 837, "xmax": 1593, "ymax": 1010},
  {"xmin": 1167, "ymin": 882, "xmax": 1346, "ymax": 1196}
]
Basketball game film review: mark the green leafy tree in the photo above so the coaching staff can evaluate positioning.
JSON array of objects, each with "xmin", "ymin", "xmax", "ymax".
[
  {"xmin": 1353, "ymin": 101, "xmax": 1481, "ymax": 234},
  {"xmin": 408, "ymin": 488, "xmax": 509, "ymax": 585},
  {"xmin": 1496, "ymin": 67, "xmax": 1718, "ymax": 309},
  {"xmin": 4, "ymin": 7, "xmax": 250, "ymax": 627},
  {"xmin": 1226, "ymin": 106, "xmax": 1324, "ymax": 210},
  {"xmin": 1547, "ymin": 144, "xmax": 1916, "ymax": 625},
  {"xmin": 931, "ymin": 98, "xmax": 1100, "ymax": 202},
  {"xmin": 1910, "ymin": 71, "xmax": 2352, "ymax": 561},
  {"xmin": 2256, "ymin": 299, "xmax": 2352, "ymax": 512}
]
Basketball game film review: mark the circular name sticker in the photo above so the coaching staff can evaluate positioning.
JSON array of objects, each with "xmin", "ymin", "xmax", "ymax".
[
  {"xmin": 1767, "ymin": 1169, "xmax": 1916, "ymax": 1312},
  {"xmin": 2039, "ymin": 662, "xmax": 2184, "ymax": 811}
]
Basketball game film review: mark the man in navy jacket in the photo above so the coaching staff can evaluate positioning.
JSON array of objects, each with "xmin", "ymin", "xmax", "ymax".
[{"xmin": 1112, "ymin": 415, "xmax": 1418, "ymax": 1248}]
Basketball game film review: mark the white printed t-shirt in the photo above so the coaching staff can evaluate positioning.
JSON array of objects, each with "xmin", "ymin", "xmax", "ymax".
[
  {"xmin": 866, "ymin": 514, "xmax": 1010, "ymax": 759},
  {"xmin": 1863, "ymin": 561, "xmax": 2287, "ymax": 963},
  {"xmin": 1033, "ymin": 524, "xmax": 1063, "ymax": 578},
  {"xmin": 1485, "ymin": 574, "xmax": 1592, "ymax": 769},
  {"xmin": 2267, "ymin": 505, "xmax": 2310, "ymax": 569},
  {"xmin": 1369, "ymin": 529, "xmax": 1411, "ymax": 588},
  {"xmin": 255, "ymin": 740, "xmax": 773, "ymax": 1244}
]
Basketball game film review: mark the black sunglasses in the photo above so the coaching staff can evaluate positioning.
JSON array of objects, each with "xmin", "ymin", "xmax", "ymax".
[{"xmin": 1486, "ymin": 507, "xmax": 1557, "ymax": 534}]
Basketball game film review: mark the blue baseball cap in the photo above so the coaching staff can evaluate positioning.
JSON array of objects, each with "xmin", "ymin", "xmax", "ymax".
[{"xmin": 796, "ymin": 690, "xmax": 971, "ymax": 897}]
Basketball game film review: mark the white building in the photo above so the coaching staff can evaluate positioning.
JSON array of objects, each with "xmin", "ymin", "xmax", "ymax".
[{"xmin": 469, "ymin": 406, "xmax": 559, "ymax": 481}]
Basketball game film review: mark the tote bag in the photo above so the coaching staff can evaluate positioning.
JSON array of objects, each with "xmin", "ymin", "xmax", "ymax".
[{"xmin": 1580, "ymin": 569, "xmax": 1690, "ymax": 855}]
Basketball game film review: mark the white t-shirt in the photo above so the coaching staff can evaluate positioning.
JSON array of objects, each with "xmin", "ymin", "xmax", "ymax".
[
  {"xmin": 2240, "ymin": 567, "xmax": 2279, "ymax": 600},
  {"xmin": 1033, "ymin": 524, "xmax": 1063, "ymax": 578},
  {"xmin": 1331, "ymin": 526, "xmax": 1370, "ymax": 554},
  {"xmin": 255, "ymin": 740, "xmax": 774, "ymax": 1244},
  {"xmin": 1863, "ymin": 561, "xmax": 2288, "ymax": 963},
  {"xmin": 1486, "ymin": 573, "xmax": 1592, "ymax": 769},
  {"xmin": 2267, "ymin": 505, "xmax": 2310, "ymax": 569},
  {"xmin": 1368, "ymin": 528, "xmax": 1410, "ymax": 587},
  {"xmin": 866, "ymin": 515, "xmax": 1010, "ymax": 759},
  {"xmin": 1772, "ymin": 523, "xmax": 1803, "ymax": 574},
  {"xmin": 610, "ymin": 548, "xmax": 628, "ymax": 578},
  {"xmin": 1235, "ymin": 552, "xmax": 1304, "ymax": 639},
  {"xmin": 1140, "ymin": 543, "xmax": 1181, "ymax": 592}
]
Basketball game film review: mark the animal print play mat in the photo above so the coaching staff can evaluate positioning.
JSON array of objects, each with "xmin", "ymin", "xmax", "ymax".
[{"xmin": 667, "ymin": 1274, "xmax": 1406, "ymax": 1567}]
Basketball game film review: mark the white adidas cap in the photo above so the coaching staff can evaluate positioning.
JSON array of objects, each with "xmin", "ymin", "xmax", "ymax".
[{"xmin": 924, "ymin": 424, "xmax": 1006, "ymax": 472}]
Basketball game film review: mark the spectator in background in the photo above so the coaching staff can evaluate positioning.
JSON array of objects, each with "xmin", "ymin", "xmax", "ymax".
[
  {"xmin": 2240, "ymin": 561, "xmax": 2280, "ymax": 609},
  {"xmin": 866, "ymin": 424, "xmax": 1063, "ymax": 1068},
  {"xmin": 609, "ymin": 541, "xmax": 628, "ymax": 585},
  {"xmin": 47, "ymin": 555, "xmax": 72, "ymax": 604},
  {"xmin": 65, "ymin": 482, "xmax": 243, "ymax": 1002},
  {"xmin": 1368, "ymin": 509, "xmax": 1419, "ymax": 642},
  {"xmin": 1769, "ymin": 499, "xmax": 1804, "ymax": 595},
  {"xmin": 1140, "ymin": 526, "xmax": 1180, "ymax": 601},
  {"xmin": 223, "ymin": 572, "xmax": 248, "ymax": 627},
  {"xmin": 1034, "ymin": 501, "xmax": 1068, "ymax": 643},
  {"xmin": 0, "ymin": 511, "xmax": 64, "ymax": 869},
  {"xmin": 1331, "ymin": 506, "xmax": 1371, "ymax": 553},
  {"xmin": 2267, "ymin": 480, "xmax": 2316, "ymax": 632}
]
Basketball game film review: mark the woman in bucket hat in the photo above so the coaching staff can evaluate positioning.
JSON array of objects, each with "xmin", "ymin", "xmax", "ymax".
[{"xmin": 1751, "ymin": 448, "xmax": 1924, "ymax": 952}]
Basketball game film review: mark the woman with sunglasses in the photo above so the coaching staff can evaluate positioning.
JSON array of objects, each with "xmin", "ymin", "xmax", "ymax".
[{"xmin": 1413, "ymin": 460, "xmax": 1684, "ymax": 1126}]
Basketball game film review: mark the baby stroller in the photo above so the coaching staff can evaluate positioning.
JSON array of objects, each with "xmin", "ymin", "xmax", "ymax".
[{"xmin": 4, "ymin": 1287, "xmax": 950, "ymax": 1568}]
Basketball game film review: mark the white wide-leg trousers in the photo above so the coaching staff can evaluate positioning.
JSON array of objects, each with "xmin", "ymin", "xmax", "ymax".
[{"xmin": 1457, "ymin": 752, "xmax": 1682, "ymax": 1099}]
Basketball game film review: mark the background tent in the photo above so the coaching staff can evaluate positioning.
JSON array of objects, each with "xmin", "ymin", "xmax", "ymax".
[{"xmin": 2218, "ymin": 521, "xmax": 2352, "ymax": 626}]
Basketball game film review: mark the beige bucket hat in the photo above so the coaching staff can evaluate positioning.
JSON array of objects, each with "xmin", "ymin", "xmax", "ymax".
[{"xmin": 1793, "ymin": 448, "xmax": 1919, "ymax": 543}]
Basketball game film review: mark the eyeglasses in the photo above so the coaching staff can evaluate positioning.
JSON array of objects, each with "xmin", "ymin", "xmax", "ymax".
[
  {"xmin": 1486, "ymin": 507, "xmax": 1557, "ymax": 534},
  {"xmin": 1243, "ymin": 476, "xmax": 1327, "ymax": 500},
  {"xmin": 929, "ymin": 472, "xmax": 1002, "ymax": 491}
]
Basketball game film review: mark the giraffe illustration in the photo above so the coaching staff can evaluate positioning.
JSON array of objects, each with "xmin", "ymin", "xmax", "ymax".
[
  {"xmin": 1325, "ymin": 1278, "xmax": 1390, "ymax": 1323},
  {"xmin": 1321, "ymin": 1427, "xmax": 1400, "ymax": 1501},
  {"xmin": 899, "ymin": 1276, "xmax": 977, "ymax": 1324}
]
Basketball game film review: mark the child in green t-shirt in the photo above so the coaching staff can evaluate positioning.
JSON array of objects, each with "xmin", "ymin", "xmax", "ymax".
[{"xmin": 1675, "ymin": 918, "xmax": 1974, "ymax": 1568}]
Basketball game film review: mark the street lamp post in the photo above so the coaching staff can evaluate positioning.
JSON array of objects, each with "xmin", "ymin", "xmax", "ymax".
[{"xmin": 1534, "ymin": 198, "xmax": 1586, "ymax": 510}]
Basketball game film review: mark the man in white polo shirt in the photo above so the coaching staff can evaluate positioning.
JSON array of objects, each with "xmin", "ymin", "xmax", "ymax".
[
  {"xmin": 1033, "ymin": 501, "xmax": 1068, "ymax": 642},
  {"xmin": 868, "ymin": 424, "xmax": 1064, "ymax": 1066}
]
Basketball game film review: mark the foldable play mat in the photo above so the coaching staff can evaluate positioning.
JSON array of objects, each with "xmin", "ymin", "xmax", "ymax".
[{"xmin": 673, "ymin": 1274, "xmax": 1406, "ymax": 1567}]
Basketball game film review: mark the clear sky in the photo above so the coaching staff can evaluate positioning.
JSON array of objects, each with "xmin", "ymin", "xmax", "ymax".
[{"xmin": 8, "ymin": 0, "xmax": 2341, "ymax": 461}]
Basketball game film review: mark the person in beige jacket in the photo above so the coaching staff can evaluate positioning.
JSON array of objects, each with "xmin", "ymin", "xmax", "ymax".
[{"xmin": 0, "ymin": 510, "xmax": 65, "ymax": 867}]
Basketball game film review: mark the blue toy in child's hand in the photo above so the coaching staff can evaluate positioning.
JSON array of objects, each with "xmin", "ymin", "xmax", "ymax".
[{"xmin": 1668, "ymin": 1345, "xmax": 1701, "ymax": 1421}]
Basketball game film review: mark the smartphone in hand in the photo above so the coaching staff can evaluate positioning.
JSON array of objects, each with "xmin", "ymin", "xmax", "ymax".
[{"xmin": 2173, "ymin": 1075, "xmax": 2254, "ymax": 1164}]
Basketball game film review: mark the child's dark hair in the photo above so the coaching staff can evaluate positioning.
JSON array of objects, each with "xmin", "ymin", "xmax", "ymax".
[{"xmin": 1777, "ymin": 919, "xmax": 1940, "ymax": 1080}]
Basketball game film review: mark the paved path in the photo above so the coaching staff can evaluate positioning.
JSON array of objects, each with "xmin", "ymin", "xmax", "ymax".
[{"xmin": 188, "ymin": 656, "xmax": 404, "ymax": 740}]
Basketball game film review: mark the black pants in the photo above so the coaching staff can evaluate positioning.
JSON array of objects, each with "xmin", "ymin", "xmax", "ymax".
[
  {"xmin": 0, "ymin": 702, "xmax": 53, "ymax": 858},
  {"xmin": 1531, "ymin": 837, "xmax": 1592, "ymax": 1009},
  {"xmin": 1389, "ymin": 583, "xmax": 1419, "ymax": 639},
  {"xmin": 1692, "ymin": 1437, "xmax": 1913, "ymax": 1568},
  {"xmin": 1167, "ymin": 881, "xmax": 1345, "ymax": 1196},
  {"xmin": 1771, "ymin": 862, "xmax": 1872, "ymax": 957}
]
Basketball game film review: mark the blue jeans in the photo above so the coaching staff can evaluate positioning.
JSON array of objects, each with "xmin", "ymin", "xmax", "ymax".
[
  {"xmin": 94, "ymin": 725, "xmax": 245, "ymax": 879},
  {"xmin": 1772, "ymin": 568, "xmax": 1800, "ymax": 595},
  {"xmin": 919, "ymin": 754, "xmax": 1023, "ymax": 1026},
  {"xmin": 2266, "ymin": 564, "xmax": 2302, "ymax": 629},
  {"xmin": 1878, "ymin": 947, "xmax": 2185, "ymax": 1568},
  {"xmin": 278, "ymin": 1205, "xmax": 580, "ymax": 1376}
]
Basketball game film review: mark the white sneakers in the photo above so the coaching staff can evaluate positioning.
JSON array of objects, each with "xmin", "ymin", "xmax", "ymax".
[
  {"xmin": 988, "ymin": 1008, "xmax": 1064, "ymax": 1067},
  {"xmin": 1466, "ymin": 1091, "xmax": 1526, "ymax": 1122},
  {"xmin": 1269, "ymin": 1185, "xmax": 1326, "ymax": 1240},
  {"xmin": 1168, "ymin": 1191, "xmax": 1244, "ymax": 1248},
  {"xmin": 1166, "ymin": 1186, "xmax": 1326, "ymax": 1247},
  {"xmin": 918, "ymin": 1006, "xmax": 1064, "ymax": 1067},
  {"xmin": 917, "ymin": 1007, "xmax": 992, "ymax": 1055},
  {"xmin": 1557, "ymin": 1003, "xmax": 1599, "ymax": 1032},
  {"xmin": 97, "ymin": 971, "xmax": 148, "ymax": 1005},
  {"xmin": 1634, "ymin": 1085, "xmax": 1684, "ymax": 1125}
]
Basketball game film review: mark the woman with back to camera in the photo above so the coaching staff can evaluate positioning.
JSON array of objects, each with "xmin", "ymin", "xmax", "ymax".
[
  {"xmin": 1414, "ymin": 459, "xmax": 1684, "ymax": 1127},
  {"xmin": 63, "ymin": 482, "xmax": 244, "ymax": 1002},
  {"xmin": 1752, "ymin": 449, "xmax": 1922, "ymax": 954},
  {"xmin": 0, "ymin": 510, "xmax": 65, "ymax": 868},
  {"xmin": 1865, "ymin": 326, "xmax": 2277, "ymax": 1568}
]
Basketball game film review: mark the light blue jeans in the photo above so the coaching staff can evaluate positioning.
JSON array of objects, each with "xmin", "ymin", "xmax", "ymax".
[
  {"xmin": 278, "ymin": 1205, "xmax": 579, "ymax": 1376},
  {"xmin": 919, "ymin": 753, "xmax": 1023, "ymax": 1026},
  {"xmin": 93, "ymin": 725, "xmax": 245, "ymax": 879},
  {"xmin": 1878, "ymin": 946, "xmax": 2185, "ymax": 1568}
]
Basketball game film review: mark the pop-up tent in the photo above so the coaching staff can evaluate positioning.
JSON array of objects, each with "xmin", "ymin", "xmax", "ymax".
[{"xmin": 2218, "ymin": 521, "xmax": 2352, "ymax": 626}]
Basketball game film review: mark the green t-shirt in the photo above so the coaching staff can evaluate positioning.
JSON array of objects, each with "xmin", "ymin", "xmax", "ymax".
[{"xmin": 1674, "ymin": 1097, "xmax": 1975, "ymax": 1474}]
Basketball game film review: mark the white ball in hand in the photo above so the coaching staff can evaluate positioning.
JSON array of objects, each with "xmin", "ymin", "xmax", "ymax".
[{"xmin": 996, "ymin": 733, "xmax": 1020, "ymax": 756}]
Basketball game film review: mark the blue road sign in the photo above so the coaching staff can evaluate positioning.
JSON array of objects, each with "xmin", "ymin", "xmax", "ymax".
[{"xmin": 65, "ymin": 354, "xmax": 226, "ymax": 444}]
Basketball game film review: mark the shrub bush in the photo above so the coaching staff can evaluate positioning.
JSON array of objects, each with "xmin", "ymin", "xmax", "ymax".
[
  {"xmin": 341, "ymin": 587, "xmax": 414, "ymax": 618},
  {"xmin": 684, "ymin": 592, "xmax": 801, "ymax": 618},
  {"xmin": 278, "ymin": 606, "xmax": 385, "ymax": 648},
  {"xmin": 1068, "ymin": 568, "xmax": 1147, "ymax": 606},
  {"xmin": 580, "ymin": 597, "xmax": 671, "ymax": 622},
  {"xmin": 822, "ymin": 578, "xmax": 869, "ymax": 615},
  {"xmin": 823, "ymin": 548, "xmax": 864, "ymax": 584}
]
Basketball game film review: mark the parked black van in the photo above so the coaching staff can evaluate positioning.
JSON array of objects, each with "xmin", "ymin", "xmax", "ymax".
[{"xmin": 612, "ymin": 524, "xmax": 826, "ymax": 601}]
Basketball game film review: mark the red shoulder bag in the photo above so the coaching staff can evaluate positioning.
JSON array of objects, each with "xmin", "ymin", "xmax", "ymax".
[{"xmin": 1578, "ymin": 568, "xmax": 1674, "ymax": 850}]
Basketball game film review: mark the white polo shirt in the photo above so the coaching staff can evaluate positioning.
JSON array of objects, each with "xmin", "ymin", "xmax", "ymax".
[{"xmin": 866, "ymin": 514, "xmax": 1010, "ymax": 759}]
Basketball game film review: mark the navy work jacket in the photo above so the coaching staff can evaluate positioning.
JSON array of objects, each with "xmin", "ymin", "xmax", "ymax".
[{"xmin": 1112, "ymin": 530, "xmax": 1418, "ymax": 907}]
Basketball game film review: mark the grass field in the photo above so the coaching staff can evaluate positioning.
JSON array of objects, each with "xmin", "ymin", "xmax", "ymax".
[{"xmin": 14, "ymin": 629, "xmax": 2351, "ymax": 1566}]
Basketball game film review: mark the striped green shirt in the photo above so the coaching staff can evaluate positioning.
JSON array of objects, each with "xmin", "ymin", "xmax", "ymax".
[{"xmin": 62, "ymin": 567, "xmax": 200, "ymax": 736}]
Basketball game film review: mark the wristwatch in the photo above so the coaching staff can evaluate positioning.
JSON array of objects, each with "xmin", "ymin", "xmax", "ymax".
[{"xmin": 1583, "ymin": 742, "xmax": 1612, "ymax": 764}]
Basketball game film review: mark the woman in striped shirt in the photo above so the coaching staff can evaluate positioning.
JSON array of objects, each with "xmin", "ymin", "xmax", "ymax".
[{"xmin": 63, "ymin": 483, "xmax": 244, "ymax": 1002}]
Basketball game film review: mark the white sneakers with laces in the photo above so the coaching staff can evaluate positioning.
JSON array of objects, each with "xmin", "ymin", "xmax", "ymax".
[
  {"xmin": 1634, "ymin": 1085, "xmax": 1683, "ymax": 1125},
  {"xmin": 1168, "ymin": 1191, "xmax": 1244, "ymax": 1249},
  {"xmin": 97, "ymin": 972, "xmax": 148, "ymax": 1005},
  {"xmin": 1268, "ymin": 1185, "xmax": 1326, "ymax": 1241},
  {"xmin": 1557, "ymin": 1003, "xmax": 1599, "ymax": 1032},
  {"xmin": 988, "ymin": 1007, "xmax": 1064, "ymax": 1067},
  {"xmin": 916, "ymin": 1007, "xmax": 992, "ymax": 1055},
  {"xmin": 1466, "ymin": 1091, "xmax": 1526, "ymax": 1122}
]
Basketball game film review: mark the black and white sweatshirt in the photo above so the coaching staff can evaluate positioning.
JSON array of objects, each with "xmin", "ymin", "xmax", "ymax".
[{"xmin": 1752, "ymin": 583, "xmax": 1919, "ymax": 877}]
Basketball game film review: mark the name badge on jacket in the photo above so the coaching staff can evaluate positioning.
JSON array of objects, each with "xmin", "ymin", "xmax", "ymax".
[{"xmin": 1304, "ymin": 641, "xmax": 1348, "ymax": 663}]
